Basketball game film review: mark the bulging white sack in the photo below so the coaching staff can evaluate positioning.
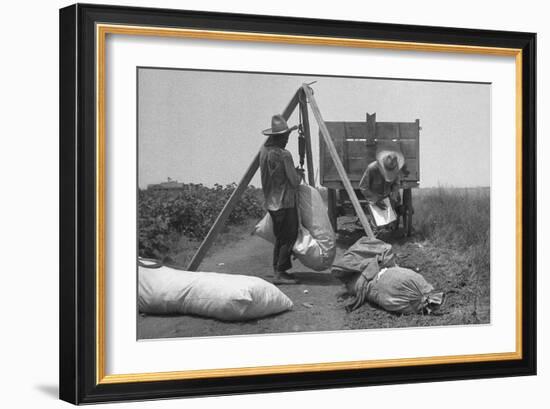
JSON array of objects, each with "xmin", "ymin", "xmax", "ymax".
[
  {"xmin": 253, "ymin": 184, "xmax": 336, "ymax": 271},
  {"xmin": 293, "ymin": 225, "xmax": 330, "ymax": 271},
  {"xmin": 138, "ymin": 266, "xmax": 293, "ymax": 321},
  {"xmin": 298, "ymin": 184, "xmax": 335, "ymax": 250}
]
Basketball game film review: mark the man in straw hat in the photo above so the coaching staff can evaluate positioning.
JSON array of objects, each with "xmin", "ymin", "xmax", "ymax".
[
  {"xmin": 259, "ymin": 114, "xmax": 304, "ymax": 284},
  {"xmin": 359, "ymin": 150, "xmax": 405, "ymax": 226}
]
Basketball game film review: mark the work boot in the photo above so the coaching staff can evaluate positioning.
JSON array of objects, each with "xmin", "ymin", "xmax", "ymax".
[{"xmin": 272, "ymin": 270, "xmax": 297, "ymax": 285}]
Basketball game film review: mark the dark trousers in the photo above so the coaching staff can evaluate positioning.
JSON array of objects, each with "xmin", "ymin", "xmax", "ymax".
[{"xmin": 268, "ymin": 207, "xmax": 299, "ymax": 272}]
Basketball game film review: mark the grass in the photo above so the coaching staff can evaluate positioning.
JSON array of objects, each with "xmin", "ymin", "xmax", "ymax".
[
  {"xmin": 413, "ymin": 186, "xmax": 490, "ymax": 316},
  {"xmin": 414, "ymin": 186, "xmax": 490, "ymax": 273}
]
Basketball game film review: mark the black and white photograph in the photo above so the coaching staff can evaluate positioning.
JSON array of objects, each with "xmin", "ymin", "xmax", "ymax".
[{"xmin": 136, "ymin": 68, "xmax": 491, "ymax": 340}]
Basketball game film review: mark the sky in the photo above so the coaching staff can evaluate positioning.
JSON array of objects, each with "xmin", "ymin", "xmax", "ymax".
[{"xmin": 138, "ymin": 68, "xmax": 490, "ymax": 189}]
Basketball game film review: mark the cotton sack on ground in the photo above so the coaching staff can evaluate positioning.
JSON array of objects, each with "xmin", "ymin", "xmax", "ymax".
[{"xmin": 139, "ymin": 265, "xmax": 293, "ymax": 321}]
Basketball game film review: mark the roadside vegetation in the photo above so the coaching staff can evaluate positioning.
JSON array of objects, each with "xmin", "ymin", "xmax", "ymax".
[
  {"xmin": 138, "ymin": 183, "xmax": 264, "ymax": 261},
  {"xmin": 414, "ymin": 186, "xmax": 490, "ymax": 277}
]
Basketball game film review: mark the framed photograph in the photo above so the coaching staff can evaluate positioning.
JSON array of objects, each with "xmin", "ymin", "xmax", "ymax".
[{"xmin": 59, "ymin": 3, "xmax": 536, "ymax": 404}]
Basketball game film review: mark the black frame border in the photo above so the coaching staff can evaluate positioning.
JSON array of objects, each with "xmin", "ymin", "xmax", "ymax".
[{"xmin": 59, "ymin": 3, "xmax": 536, "ymax": 404}]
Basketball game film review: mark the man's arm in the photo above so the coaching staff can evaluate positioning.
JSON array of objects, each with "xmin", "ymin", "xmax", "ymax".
[
  {"xmin": 390, "ymin": 174, "xmax": 401, "ymax": 193},
  {"xmin": 359, "ymin": 166, "xmax": 380, "ymax": 203},
  {"xmin": 282, "ymin": 151, "xmax": 302, "ymax": 187}
]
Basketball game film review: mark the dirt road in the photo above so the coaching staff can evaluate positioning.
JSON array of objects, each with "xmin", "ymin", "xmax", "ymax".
[{"xmin": 138, "ymin": 221, "xmax": 489, "ymax": 339}]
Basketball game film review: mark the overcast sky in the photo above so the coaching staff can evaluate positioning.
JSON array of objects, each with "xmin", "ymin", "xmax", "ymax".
[{"xmin": 138, "ymin": 68, "xmax": 490, "ymax": 189}]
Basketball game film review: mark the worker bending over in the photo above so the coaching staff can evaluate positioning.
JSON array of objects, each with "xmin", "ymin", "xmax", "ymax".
[
  {"xmin": 260, "ymin": 114, "xmax": 304, "ymax": 284},
  {"xmin": 359, "ymin": 150, "xmax": 405, "ymax": 227}
]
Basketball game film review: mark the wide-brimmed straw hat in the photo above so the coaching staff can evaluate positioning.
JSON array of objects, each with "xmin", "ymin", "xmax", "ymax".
[
  {"xmin": 376, "ymin": 150, "xmax": 405, "ymax": 182},
  {"xmin": 262, "ymin": 114, "xmax": 297, "ymax": 136}
]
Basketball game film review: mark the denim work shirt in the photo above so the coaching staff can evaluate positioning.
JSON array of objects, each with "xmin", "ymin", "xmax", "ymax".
[
  {"xmin": 359, "ymin": 161, "xmax": 400, "ymax": 203},
  {"xmin": 259, "ymin": 145, "xmax": 301, "ymax": 211}
]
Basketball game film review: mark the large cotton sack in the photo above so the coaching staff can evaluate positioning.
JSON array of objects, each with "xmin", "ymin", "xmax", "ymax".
[
  {"xmin": 297, "ymin": 184, "xmax": 336, "ymax": 269},
  {"xmin": 138, "ymin": 266, "xmax": 293, "ymax": 321},
  {"xmin": 253, "ymin": 185, "xmax": 336, "ymax": 271},
  {"xmin": 365, "ymin": 267, "xmax": 444, "ymax": 314},
  {"xmin": 293, "ymin": 225, "xmax": 329, "ymax": 271}
]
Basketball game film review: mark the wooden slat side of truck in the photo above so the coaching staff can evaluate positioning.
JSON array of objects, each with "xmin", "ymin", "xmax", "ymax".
[{"xmin": 319, "ymin": 113, "xmax": 420, "ymax": 236}]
